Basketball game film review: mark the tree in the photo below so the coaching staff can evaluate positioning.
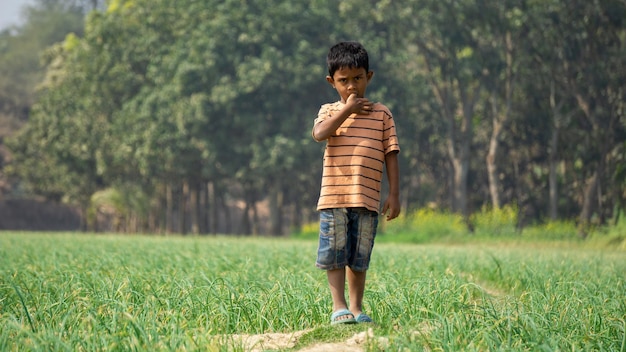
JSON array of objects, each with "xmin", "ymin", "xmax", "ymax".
[
  {"xmin": 400, "ymin": 0, "xmax": 486, "ymax": 227},
  {"xmin": 0, "ymin": 0, "xmax": 85, "ymax": 198},
  {"xmin": 6, "ymin": 0, "xmax": 626, "ymax": 234},
  {"xmin": 477, "ymin": 1, "xmax": 525, "ymax": 211},
  {"xmin": 549, "ymin": 0, "xmax": 626, "ymax": 236}
]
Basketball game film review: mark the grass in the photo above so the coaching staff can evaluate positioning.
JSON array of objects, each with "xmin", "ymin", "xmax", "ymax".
[{"xmin": 1, "ymin": 232, "xmax": 625, "ymax": 351}]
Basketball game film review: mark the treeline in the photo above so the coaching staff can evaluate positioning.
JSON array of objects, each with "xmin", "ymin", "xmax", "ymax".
[{"xmin": 2, "ymin": 0, "xmax": 625, "ymax": 236}]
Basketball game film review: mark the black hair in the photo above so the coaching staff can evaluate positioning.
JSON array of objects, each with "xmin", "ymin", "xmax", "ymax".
[{"xmin": 326, "ymin": 41, "xmax": 369, "ymax": 77}]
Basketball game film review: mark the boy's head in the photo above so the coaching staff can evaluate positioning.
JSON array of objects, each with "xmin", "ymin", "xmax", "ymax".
[
  {"xmin": 326, "ymin": 42, "xmax": 374, "ymax": 102},
  {"xmin": 326, "ymin": 41, "xmax": 369, "ymax": 77}
]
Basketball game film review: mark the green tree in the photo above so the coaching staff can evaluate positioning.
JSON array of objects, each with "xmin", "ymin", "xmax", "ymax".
[
  {"xmin": 0, "ymin": 0, "xmax": 85, "ymax": 198},
  {"xmin": 7, "ymin": 0, "xmax": 626, "ymax": 235},
  {"xmin": 555, "ymin": 0, "xmax": 626, "ymax": 236},
  {"xmin": 396, "ymin": 0, "xmax": 486, "ymax": 227}
]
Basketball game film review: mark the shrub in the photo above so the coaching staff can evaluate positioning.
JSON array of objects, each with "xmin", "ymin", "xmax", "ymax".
[
  {"xmin": 290, "ymin": 205, "xmax": 623, "ymax": 247},
  {"xmin": 470, "ymin": 204, "xmax": 518, "ymax": 237},
  {"xmin": 520, "ymin": 220, "xmax": 578, "ymax": 240},
  {"xmin": 291, "ymin": 221, "xmax": 319, "ymax": 240},
  {"xmin": 378, "ymin": 208, "xmax": 466, "ymax": 243}
]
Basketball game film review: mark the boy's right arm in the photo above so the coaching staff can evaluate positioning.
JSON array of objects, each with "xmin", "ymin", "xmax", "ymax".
[{"xmin": 312, "ymin": 94, "xmax": 373, "ymax": 141}]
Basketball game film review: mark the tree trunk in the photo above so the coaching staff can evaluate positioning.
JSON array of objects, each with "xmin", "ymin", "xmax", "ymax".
[
  {"xmin": 189, "ymin": 181, "xmax": 200, "ymax": 235},
  {"xmin": 450, "ymin": 157, "xmax": 468, "ymax": 216},
  {"xmin": 220, "ymin": 190, "xmax": 231, "ymax": 234},
  {"xmin": 80, "ymin": 204, "xmax": 89, "ymax": 232},
  {"xmin": 208, "ymin": 181, "xmax": 218, "ymax": 235},
  {"xmin": 269, "ymin": 183, "xmax": 284, "ymax": 236},
  {"xmin": 166, "ymin": 183, "xmax": 174, "ymax": 234},
  {"xmin": 512, "ymin": 151, "xmax": 525, "ymax": 229},
  {"xmin": 199, "ymin": 182, "xmax": 207, "ymax": 234},
  {"xmin": 251, "ymin": 200, "xmax": 259, "ymax": 236},
  {"xmin": 451, "ymin": 83, "xmax": 478, "ymax": 226},
  {"xmin": 486, "ymin": 115, "xmax": 503, "ymax": 210},
  {"xmin": 578, "ymin": 170, "xmax": 598, "ymax": 239},
  {"xmin": 292, "ymin": 202, "xmax": 302, "ymax": 235},
  {"xmin": 486, "ymin": 31, "xmax": 514, "ymax": 211},
  {"xmin": 548, "ymin": 128, "xmax": 559, "ymax": 220},
  {"xmin": 547, "ymin": 81, "xmax": 572, "ymax": 221},
  {"xmin": 179, "ymin": 181, "xmax": 188, "ymax": 235},
  {"xmin": 241, "ymin": 198, "xmax": 252, "ymax": 235}
]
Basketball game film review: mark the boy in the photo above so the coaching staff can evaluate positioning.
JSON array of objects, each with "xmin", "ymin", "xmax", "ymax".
[{"xmin": 312, "ymin": 41, "xmax": 401, "ymax": 325}]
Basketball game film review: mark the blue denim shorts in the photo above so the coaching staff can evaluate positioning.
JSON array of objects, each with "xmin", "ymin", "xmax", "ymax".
[{"xmin": 316, "ymin": 208, "xmax": 379, "ymax": 272}]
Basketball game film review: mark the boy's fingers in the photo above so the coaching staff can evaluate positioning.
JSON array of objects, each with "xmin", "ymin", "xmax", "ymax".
[{"xmin": 386, "ymin": 208, "xmax": 400, "ymax": 220}]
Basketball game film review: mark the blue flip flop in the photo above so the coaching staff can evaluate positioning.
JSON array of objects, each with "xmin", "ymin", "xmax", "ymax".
[
  {"xmin": 330, "ymin": 309, "xmax": 356, "ymax": 325},
  {"xmin": 355, "ymin": 313, "xmax": 373, "ymax": 323}
]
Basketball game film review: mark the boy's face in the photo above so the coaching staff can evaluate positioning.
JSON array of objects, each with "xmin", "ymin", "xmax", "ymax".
[{"xmin": 326, "ymin": 66, "xmax": 373, "ymax": 103}]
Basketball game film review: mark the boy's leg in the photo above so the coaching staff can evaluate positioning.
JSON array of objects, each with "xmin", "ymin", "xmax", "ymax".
[
  {"xmin": 346, "ymin": 267, "xmax": 366, "ymax": 316},
  {"xmin": 345, "ymin": 208, "xmax": 378, "ymax": 320},
  {"xmin": 327, "ymin": 268, "xmax": 354, "ymax": 320},
  {"xmin": 317, "ymin": 209, "xmax": 353, "ymax": 321}
]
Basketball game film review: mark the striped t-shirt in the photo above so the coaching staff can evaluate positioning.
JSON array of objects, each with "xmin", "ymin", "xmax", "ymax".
[{"xmin": 314, "ymin": 101, "xmax": 400, "ymax": 213}]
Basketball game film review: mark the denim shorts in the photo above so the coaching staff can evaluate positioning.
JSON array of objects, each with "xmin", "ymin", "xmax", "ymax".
[{"xmin": 316, "ymin": 208, "xmax": 379, "ymax": 272}]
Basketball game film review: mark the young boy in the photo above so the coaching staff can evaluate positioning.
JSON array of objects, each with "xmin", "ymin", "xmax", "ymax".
[{"xmin": 312, "ymin": 41, "xmax": 401, "ymax": 325}]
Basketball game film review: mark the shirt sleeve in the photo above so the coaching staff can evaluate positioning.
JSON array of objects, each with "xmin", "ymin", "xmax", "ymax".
[
  {"xmin": 381, "ymin": 105, "xmax": 400, "ymax": 154},
  {"xmin": 312, "ymin": 103, "xmax": 333, "ymax": 140},
  {"xmin": 314, "ymin": 103, "xmax": 332, "ymax": 126}
]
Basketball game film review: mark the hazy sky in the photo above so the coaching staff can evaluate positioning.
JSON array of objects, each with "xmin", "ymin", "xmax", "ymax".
[{"xmin": 0, "ymin": 0, "xmax": 36, "ymax": 30}]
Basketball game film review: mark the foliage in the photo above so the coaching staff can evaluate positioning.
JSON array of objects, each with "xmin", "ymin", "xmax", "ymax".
[
  {"xmin": 586, "ymin": 213, "xmax": 626, "ymax": 250},
  {"xmin": 0, "ymin": 0, "xmax": 86, "ymax": 198},
  {"xmin": 470, "ymin": 204, "xmax": 518, "ymax": 237},
  {"xmin": 291, "ymin": 220, "xmax": 320, "ymax": 240},
  {"xmin": 379, "ymin": 208, "xmax": 467, "ymax": 243},
  {"xmin": 520, "ymin": 220, "xmax": 579, "ymax": 241},
  {"xmin": 296, "ymin": 205, "xmax": 624, "ymax": 246},
  {"xmin": 2, "ymin": 0, "xmax": 626, "ymax": 235},
  {"xmin": 0, "ymin": 233, "xmax": 624, "ymax": 350}
]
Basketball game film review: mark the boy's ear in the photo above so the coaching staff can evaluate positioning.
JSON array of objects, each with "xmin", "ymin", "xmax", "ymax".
[
  {"xmin": 326, "ymin": 76, "xmax": 335, "ymax": 88},
  {"xmin": 367, "ymin": 71, "xmax": 374, "ymax": 81}
]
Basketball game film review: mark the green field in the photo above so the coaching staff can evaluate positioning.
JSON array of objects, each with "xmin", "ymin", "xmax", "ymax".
[{"xmin": 1, "ymin": 233, "xmax": 625, "ymax": 351}]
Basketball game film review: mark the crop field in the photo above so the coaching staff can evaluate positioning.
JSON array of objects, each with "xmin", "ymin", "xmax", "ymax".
[{"xmin": 1, "ymin": 232, "xmax": 625, "ymax": 351}]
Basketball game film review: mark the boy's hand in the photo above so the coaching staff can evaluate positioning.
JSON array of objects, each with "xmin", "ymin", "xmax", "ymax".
[
  {"xmin": 312, "ymin": 94, "xmax": 374, "ymax": 141},
  {"xmin": 346, "ymin": 93, "xmax": 373, "ymax": 115},
  {"xmin": 381, "ymin": 194, "xmax": 401, "ymax": 221}
]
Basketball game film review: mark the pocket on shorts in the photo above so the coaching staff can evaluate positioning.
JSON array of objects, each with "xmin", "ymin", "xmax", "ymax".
[
  {"xmin": 319, "ymin": 209, "xmax": 335, "ymax": 237},
  {"xmin": 316, "ymin": 209, "xmax": 348, "ymax": 270}
]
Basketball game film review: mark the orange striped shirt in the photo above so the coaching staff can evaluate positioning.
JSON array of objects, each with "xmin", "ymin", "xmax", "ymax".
[{"xmin": 314, "ymin": 101, "xmax": 400, "ymax": 213}]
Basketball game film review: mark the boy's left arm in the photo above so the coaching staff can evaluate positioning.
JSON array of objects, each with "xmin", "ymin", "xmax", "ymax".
[{"xmin": 382, "ymin": 151, "xmax": 400, "ymax": 221}]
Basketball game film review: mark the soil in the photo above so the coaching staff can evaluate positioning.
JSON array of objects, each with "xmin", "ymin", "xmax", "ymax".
[{"xmin": 232, "ymin": 327, "xmax": 388, "ymax": 351}]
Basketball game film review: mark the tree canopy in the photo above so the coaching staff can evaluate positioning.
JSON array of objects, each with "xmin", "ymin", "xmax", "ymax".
[{"xmin": 3, "ymin": 0, "xmax": 626, "ymax": 235}]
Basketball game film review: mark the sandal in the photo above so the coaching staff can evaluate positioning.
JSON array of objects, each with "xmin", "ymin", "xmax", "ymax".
[
  {"xmin": 355, "ymin": 313, "xmax": 373, "ymax": 323},
  {"xmin": 330, "ymin": 309, "xmax": 356, "ymax": 325}
]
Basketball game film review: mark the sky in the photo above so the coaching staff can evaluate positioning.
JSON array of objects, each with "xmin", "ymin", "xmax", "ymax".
[{"xmin": 0, "ymin": 0, "xmax": 36, "ymax": 30}]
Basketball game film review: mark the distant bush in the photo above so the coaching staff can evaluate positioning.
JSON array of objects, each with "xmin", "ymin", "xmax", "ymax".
[
  {"xmin": 378, "ymin": 208, "xmax": 466, "ymax": 243},
  {"xmin": 291, "ymin": 206, "xmax": 624, "ymax": 248},
  {"xmin": 520, "ymin": 220, "xmax": 578, "ymax": 240},
  {"xmin": 470, "ymin": 204, "xmax": 518, "ymax": 237},
  {"xmin": 587, "ymin": 213, "xmax": 626, "ymax": 249},
  {"xmin": 292, "ymin": 221, "xmax": 320, "ymax": 240}
]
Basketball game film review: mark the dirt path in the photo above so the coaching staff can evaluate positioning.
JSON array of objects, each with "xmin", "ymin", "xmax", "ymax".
[{"xmin": 232, "ymin": 327, "xmax": 388, "ymax": 352}]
